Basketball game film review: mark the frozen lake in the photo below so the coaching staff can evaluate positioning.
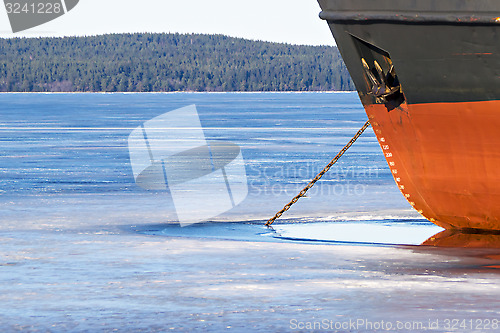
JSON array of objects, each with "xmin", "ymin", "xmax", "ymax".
[{"xmin": 1, "ymin": 92, "xmax": 500, "ymax": 332}]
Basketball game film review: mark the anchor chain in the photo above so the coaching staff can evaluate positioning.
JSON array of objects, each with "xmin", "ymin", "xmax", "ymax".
[{"xmin": 265, "ymin": 120, "xmax": 371, "ymax": 226}]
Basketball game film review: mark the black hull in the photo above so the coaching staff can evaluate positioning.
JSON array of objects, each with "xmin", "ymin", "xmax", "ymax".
[{"xmin": 318, "ymin": 0, "xmax": 500, "ymax": 104}]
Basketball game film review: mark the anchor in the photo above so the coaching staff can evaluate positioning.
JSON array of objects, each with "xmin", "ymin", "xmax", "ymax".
[{"xmin": 361, "ymin": 58, "xmax": 405, "ymax": 109}]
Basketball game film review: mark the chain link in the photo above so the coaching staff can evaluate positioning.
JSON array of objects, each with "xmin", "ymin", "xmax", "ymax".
[{"xmin": 265, "ymin": 120, "xmax": 371, "ymax": 226}]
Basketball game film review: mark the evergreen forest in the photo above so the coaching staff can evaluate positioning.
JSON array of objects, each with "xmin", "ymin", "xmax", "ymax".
[{"xmin": 0, "ymin": 33, "xmax": 354, "ymax": 92}]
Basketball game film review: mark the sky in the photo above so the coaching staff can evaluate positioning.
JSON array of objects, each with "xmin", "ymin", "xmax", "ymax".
[{"xmin": 0, "ymin": 0, "xmax": 336, "ymax": 45}]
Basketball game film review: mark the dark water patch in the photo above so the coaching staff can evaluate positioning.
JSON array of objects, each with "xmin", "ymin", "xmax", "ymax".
[{"xmin": 134, "ymin": 219, "xmax": 442, "ymax": 246}]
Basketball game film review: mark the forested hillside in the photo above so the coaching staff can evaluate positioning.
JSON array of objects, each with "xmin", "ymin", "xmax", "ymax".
[{"xmin": 0, "ymin": 33, "xmax": 354, "ymax": 92}]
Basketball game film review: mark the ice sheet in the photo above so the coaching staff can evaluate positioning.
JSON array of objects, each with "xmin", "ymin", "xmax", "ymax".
[
  {"xmin": 2, "ymin": 93, "xmax": 500, "ymax": 331},
  {"xmin": 2, "ymin": 224, "xmax": 500, "ymax": 332}
]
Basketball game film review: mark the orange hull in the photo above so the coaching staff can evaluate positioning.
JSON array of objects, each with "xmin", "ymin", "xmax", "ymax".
[
  {"xmin": 368, "ymin": 101, "xmax": 500, "ymax": 231},
  {"xmin": 317, "ymin": 0, "xmax": 500, "ymax": 230}
]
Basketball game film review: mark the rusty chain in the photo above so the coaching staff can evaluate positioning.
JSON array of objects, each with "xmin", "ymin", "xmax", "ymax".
[{"xmin": 265, "ymin": 120, "xmax": 371, "ymax": 226}]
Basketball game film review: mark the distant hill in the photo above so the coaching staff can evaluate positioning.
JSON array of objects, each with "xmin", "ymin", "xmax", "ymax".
[{"xmin": 0, "ymin": 33, "xmax": 354, "ymax": 92}]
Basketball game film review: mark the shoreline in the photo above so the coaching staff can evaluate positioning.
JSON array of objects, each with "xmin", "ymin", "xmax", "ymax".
[{"xmin": 0, "ymin": 90, "xmax": 356, "ymax": 95}]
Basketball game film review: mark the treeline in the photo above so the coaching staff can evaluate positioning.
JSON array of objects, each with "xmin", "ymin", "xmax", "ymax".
[{"xmin": 0, "ymin": 33, "xmax": 354, "ymax": 92}]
